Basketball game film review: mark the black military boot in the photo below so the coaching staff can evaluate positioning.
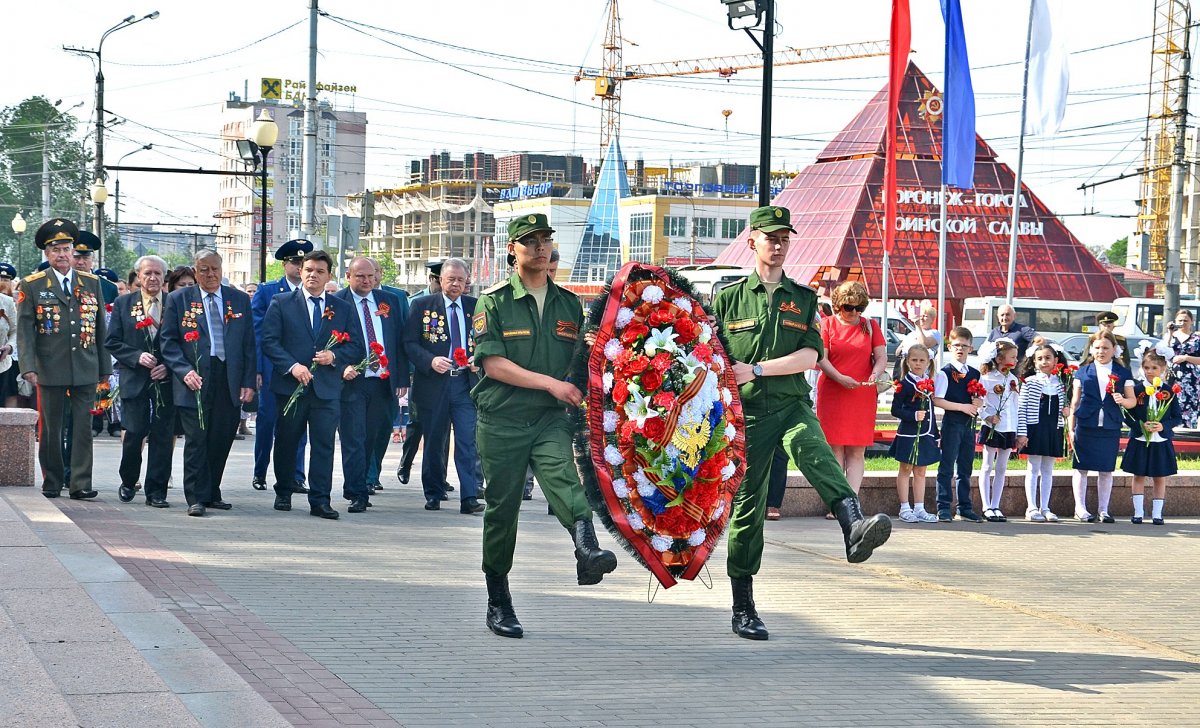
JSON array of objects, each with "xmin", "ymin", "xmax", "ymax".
[
  {"xmin": 572, "ymin": 520, "xmax": 618, "ymax": 585},
  {"xmin": 484, "ymin": 575, "xmax": 523, "ymax": 638},
  {"xmin": 731, "ymin": 576, "xmax": 769, "ymax": 640},
  {"xmin": 832, "ymin": 496, "xmax": 892, "ymax": 564}
]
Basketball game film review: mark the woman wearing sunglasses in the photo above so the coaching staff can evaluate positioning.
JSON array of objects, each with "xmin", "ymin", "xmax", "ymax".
[{"xmin": 816, "ymin": 281, "xmax": 889, "ymax": 501}]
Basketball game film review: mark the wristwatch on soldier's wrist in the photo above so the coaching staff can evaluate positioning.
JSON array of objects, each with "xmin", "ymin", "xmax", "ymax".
[{"xmin": 752, "ymin": 363, "xmax": 764, "ymax": 379}]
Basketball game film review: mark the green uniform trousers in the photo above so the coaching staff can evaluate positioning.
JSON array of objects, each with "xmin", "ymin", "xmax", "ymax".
[
  {"xmin": 478, "ymin": 409, "xmax": 591, "ymax": 577},
  {"xmin": 37, "ymin": 384, "xmax": 96, "ymax": 495},
  {"xmin": 727, "ymin": 397, "xmax": 855, "ymax": 578}
]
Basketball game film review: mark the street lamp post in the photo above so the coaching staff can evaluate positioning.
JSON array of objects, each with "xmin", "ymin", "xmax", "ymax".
[
  {"xmin": 721, "ymin": 0, "xmax": 775, "ymax": 206},
  {"xmin": 248, "ymin": 110, "xmax": 279, "ymax": 283},
  {"xmin": 10, "ymin": 212, "xmax": 26, "ymax": 276}
]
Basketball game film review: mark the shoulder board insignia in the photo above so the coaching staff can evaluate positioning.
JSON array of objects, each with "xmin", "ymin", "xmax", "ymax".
[
  {"xmin": 483, "ymin": 281, "xmax": 510, "ymax": 295},
  {"xmin": 24, "ymin": 271, "xmax": 47, "ymax": 283},
  {"xmin": 472, "ymin": 311, "xmax": 488, "ymax": 336},
  {"xmin": 77, "ymin": 270, "xmax": 97, "ymax": 279}
]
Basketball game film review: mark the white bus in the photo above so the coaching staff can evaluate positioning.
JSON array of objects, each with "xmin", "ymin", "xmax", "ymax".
[
  {"xmin": 1111, "ymin": 296, "xmax": 1200, "ymax": 337},
  {"xmin": 961, "ymin": 297, "xmax": 1113, "ymax": 340}
]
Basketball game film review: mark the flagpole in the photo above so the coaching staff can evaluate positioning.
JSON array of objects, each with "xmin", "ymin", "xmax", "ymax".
[
  {"xmin": 937, "ymin": 183, "xmax": 947, "ymax": 369},
  {"xmin": 1005, "ymin": 0, "xmax": 1036, "ymax": 305}
]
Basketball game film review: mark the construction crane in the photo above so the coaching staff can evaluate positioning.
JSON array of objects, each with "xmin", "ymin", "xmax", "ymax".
[
  {"xmin": 1137, "ymin": 0, "xmax": 1191, "ymax": 278},
  {"xmin": 575, "ymin": 0, "xmax": 890, "ymax": 159}
]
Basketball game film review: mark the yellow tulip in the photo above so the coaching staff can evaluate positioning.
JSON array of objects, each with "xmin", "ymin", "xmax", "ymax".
[
  {"xmin": 1153, "ymin": 376, "xmax": 1163, "ymax": 388},
  {"xmin": 1145, "ymin": 385, "xmax": 1156, "ymax": 396}
]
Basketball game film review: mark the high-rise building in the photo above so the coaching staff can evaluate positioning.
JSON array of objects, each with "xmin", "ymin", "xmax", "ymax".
[
  {"xmin": 216, "ymin": 97, "xmax": 366, "ymax": 282},
  {"xmin": 496, "ymin": 153, "xmax": 586, "ymax": 184}
]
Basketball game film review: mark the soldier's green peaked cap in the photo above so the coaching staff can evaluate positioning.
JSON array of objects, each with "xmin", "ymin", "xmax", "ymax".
[
  {"xmin": 749, "ymin": 205, "xmax": 796, "ymax": 233},
  {"xmin": 507, "ymin": 213, "xmax": 555, "ymax": 242}
]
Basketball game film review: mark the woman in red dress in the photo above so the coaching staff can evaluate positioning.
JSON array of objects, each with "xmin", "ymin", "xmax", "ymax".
[{"xmin": 816, "ymin": 281, "xmax": 888, "ymax": 497}]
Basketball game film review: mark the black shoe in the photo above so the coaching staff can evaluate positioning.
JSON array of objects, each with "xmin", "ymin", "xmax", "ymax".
[
  {"xmin": 118, "ymin": 485, "xmax": 136, "ymax": 503},
  {"xmin": 833, "ymin": 496, "xmax": 892, "ymax": 564},
  {"xmin": 310, "ymin": 505, "xmax": 339, "ymax": 520},
  {"xmin": 69, "ymin": 490, "xmax": 99, "ymax": 500},
  {"xmin": 43, "ymin": 491, "xmax": 60, "ymax": 498},
  {"xmin": 205, "ymin": 500, "xmax": 232, "ymax": 511},
  {"xmin": 572, "ymin": 520, "xmax": 618, "ymax": 585},
  {"xmin": 368, "ymin": 484, "xmax": 379, "ymax": 495},
  {"xmin": 937, "ymin": 509, "xmax": 953, "ymax": 522},
  {"xmin": 92, "ymin": 428, "xmax": 103, "ymax": 437},
  {"xmin": 425, "ymin": 498, "xmax": 440, "ymax": 511},
  {"xmin": 957, "ymin": 508, "xmax": 984, "ymax": 523},
  {"xmin": 731, "ymin": 576, "xmax": 769, "ymax": 640},
  {"xmin": 348, "ymin": 499, "xmax": 368, "ymax": 513},
  {"xmin": 147, "ymin": 498, "xmax": 170, "ymax": 508},
  {"xmin": 1131, "ymin": 516, "xmax": 1143, "ymax": 524},
  {"xmin": 1101, "ymin": 513, "xmax": 1115, "ymax": 524},
  {"xmin": 372, "ymin": 482, "xmax": 383, "ymax": 491},
  {"xmin": 460, "ymin": 497, "xmax": 484, "ymax": 515},
  {"xmin": 445, "ymin": 483, "xmax": 455, "ymax": 493},
  {"xmin": 439, "ymin": 493, "xmax": 449, "ymax": 501},
  {"xmin": 273, "ymin": 493, "xmax": 292, "ymax": 511},
  {"xmin": 397, "ymin": 468, "xmax": 410, "ymax": 484},
  {"xmin": 187, "ymin": 504, "xmax": 206, "ymax": 517},
  {"xmin": 233, "ymin": 433, "xmax": 245, "ymax": 440},
  {"xmin": 1153, "ymin": 517, "xmax": 1165, "ymax": 526},
  {"xmin": 485, "ymin": 575, "xmax": 523, "ymax": 638},
  {"xmin": 251, "ymin": 476, "xmax": 267, "ymax": 491},
  {"xmin": 290, "ymin": 480, "xmax": 310, "ymax": 494}
]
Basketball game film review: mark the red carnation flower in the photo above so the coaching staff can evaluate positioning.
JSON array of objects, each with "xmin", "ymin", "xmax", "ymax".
[
  {"xmin": 135, "ymin": 318, "xmax": 154, "ymax": 330},
  {"xmin": 620, "ymin": 322, "xmax": 649, "ymax": 345},
  {"xmin": 692, "ymin": 343, "xmax": 713, "ymax": 363},
  {"xmin": 641, "ymin": 417, "xmax": 666, "ymax": 441},
  {"xmin": 370, "ymin": 341, "xmax": 385, "ymax": 355},
  {"xmin": 105, "ymin": 303, "xmax": 113, "ymax": 313},
  {"xmin": 613, "ymin": 379, "xmax": 630, "ymax": 405},
  {"xmin": 655, "ymin": 507, "xmax": 702, "ymax": 539},
  {"xmin": 648, "ymin": 307, "xmax": 674, "ymax": 327},
  {"xmin": 380, "ymin": 370, "xmax": 390, "ymax": 380},
  {"xmin": 183, "ymin": 331, "xmax": 200, "ymax": 343},
  {"xmin": 619, "ymin": 419, "xmax": 636, "ymax": 444},
  {"xmin": 652, "ymin": 391, "xmax": 676, "ymax": 409},
  {"xmin": 650, "ymin": 352, "xmax": 672, "ymax": 373},
  {"xmin": 674, "ymin": 317, "xmax": 699, "ymax": 345},
  {"xmin": 378, "ymin": 355, "xmax": 389, "ymax": 369},
  {"xmin": 453, "ymin": 347, "xmax": 469, "ymax": 367},
  {"xmin": 893, "ymin": 380, "xmax": 903, "ymax": 394},
  {"xmin": 640, "ymin": 369, "xmax": 663, "ymax": 393},
  {"xmin": 624, "ymin": 355, "xmax": 649, "ymax": 375}
]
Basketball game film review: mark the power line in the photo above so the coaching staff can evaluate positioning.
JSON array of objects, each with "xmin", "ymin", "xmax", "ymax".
[{"xmin": 105, "ymin": 20, "xmax": 304, "ymax": 67}]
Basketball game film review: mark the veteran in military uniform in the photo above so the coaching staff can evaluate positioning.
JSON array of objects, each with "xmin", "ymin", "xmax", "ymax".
[
  {"xmin": 471, "ymin": 213, "xmax": 617, "ymax": 638},
  {"xmin": 16, "ymin": 219, "xmax": 111, "ymax": 499},
  {"xmin": 711, "ymin": 205, "xmax": 891, "ymax": 640}
]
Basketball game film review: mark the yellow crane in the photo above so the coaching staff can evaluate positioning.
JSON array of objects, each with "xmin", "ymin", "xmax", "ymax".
[{"xmin": 575, "ymin": 0, "xmax": 889, "ymax": 158}]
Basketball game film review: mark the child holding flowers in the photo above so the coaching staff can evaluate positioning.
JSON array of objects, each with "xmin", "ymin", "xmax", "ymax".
[
  {"xmin": 1067, "ymin": 331, "xmax": 1135, "ymax": 523},
  {"xmin": 889, "ymin": 343, "xmax": 939, "ymax": 523},
  {"xmin": 1121, "ymin": 341, "xmax": 1182, "ymax": 525},
  {"xmin": 975, "ymin": 338, "xmax": 1020, "ymax": 522},
  {"xmin": 1015, "ymin": 343, "xmax": 1071, "ymax": 522}
]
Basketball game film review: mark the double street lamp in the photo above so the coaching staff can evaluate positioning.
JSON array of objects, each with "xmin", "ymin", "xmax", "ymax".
[
  {"xmin": 237, "ymin": 110, "xmax": 279, "ymax": 283},
  {"xmin": 10, "ymin": 212, "xmax": 26, "ymax": 276},
  {"xmin": 721, "ymin": 0, "xmax": 775, "ymax": 206}
]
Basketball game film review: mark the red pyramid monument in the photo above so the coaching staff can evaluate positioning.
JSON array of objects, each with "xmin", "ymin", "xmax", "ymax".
[{"xmin": 714, "ymin": 62, "xmax": 1127, "ymax": 314}]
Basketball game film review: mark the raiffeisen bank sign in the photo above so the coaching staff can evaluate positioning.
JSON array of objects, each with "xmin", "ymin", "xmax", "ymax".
[{"xmin": 261, "ymin": 78, "xmax": 359, "ymax": 101}]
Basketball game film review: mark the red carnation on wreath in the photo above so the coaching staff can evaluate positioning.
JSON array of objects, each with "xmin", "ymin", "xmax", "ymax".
[
  {"xmin": 613, "ymin": 379, "xmax": 630, "ymax": 405},
  {"xmin": 692, "ymin": 342, "xmax": 713, "ymax": 363},
  {"xmin": 639, "ymin": 369, "xmax": 663, "ymax": 392},
  {"xmin": 453, "ymin": 347, "xmax": 469, "ymax": 368},
  {"xmin": 674, "ymin": 317, "xmax": 699, "ymax": 344},
  {"xmin": 652, "ymin": 391, "xmax": 676, "ymax": 409},
  {"xmin": 650, "ymin": 352, "xmax": 672, "ymax": 373},
  {"xmin": 641, "ymin": 417, "xmax": 666, "ymax": 441},
  {"xmin": 648, "ymin": 306, "xmax": 674, "ymax": 327},
  {"xmin": 623, "ymin": 355, "xmax": 649, "ymax": 375}
]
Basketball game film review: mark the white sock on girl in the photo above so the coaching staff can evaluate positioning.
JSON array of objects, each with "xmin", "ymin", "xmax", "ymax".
[
  {"xmin": 1097, "ymin": 471, "xmax": 1114, "ymax": 516},
  {"xmin": 1024, "ymin": 455, "xmax": 1042, "ymax": 512},
  {"xmin": 1037, "ymin": 457, "xmax": 1055, "ymax": 511},
  {"xmin": 1072, "ymin": 470, "xmax": 1090, "ymax": 516},
  {"xmin": 989, "ymin": 449, "xmax": 1010, "ymax": 510},
  {"xmin": 1132, "ymin": 494, "xmax": 1145, "ymax": 519},
  {"xmin": 1152, "ymin": 498, "xmax": 1165, "ymax": 520}
]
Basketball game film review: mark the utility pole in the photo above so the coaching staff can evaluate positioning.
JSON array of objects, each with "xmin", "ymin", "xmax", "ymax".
[
  {"xmin": 1166, "ymin": 4, "xmax": 1192, "ymax": 316},
  {"xmin": 300, "ymin": 0, "xmax": 319, "ymax": 239},
  {"xmin": 42, "ymin": 134, "xmax": 51, "ymax": 218},
  {"xmin": 757, "ymin": 0, "xmax": 775, "ymax": 206}
]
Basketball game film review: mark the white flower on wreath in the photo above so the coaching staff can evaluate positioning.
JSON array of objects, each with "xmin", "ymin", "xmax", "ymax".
[
  {"xmin": 612, "ymin": 478, "xmax": 630, "ymax": 498},
  {"xmin": 624, "ymin": 388, "xmax": 659, "ymax": 428},
  {"xmin": 721, "ymin": 386, "xmax": 732, "ymax": 405},
  {"xmin": 641, "ymin": 285, "xmax": 665, "ymax": 304},
  {"xmin": 602, "ymin": 410, "xmax": 619, "ymax": 432},
  {"xmin": 650, "ymin": 534, "xmax": 673, "ymax": 552},
  {"xmin": 616, "ymin": 307, "xmax": 635, "ymax": 329},
  {"xmin": 627, "ymin": 511, "xmax": 645, "ymax": 530},
  {"xmin": 712, "ymin": 501, "xmax": 725, "ymax": 521},
  {"xmin": 604, "ymin": 338, "xmax": 624, "ymax": 361},
  {"xmin": 688, "ymin": 529, "xmax": 707, "ymax": 547},
  {"xmin": 633, "ymin": 468, "xmax": 655, "ymax": 497},
  {"xmin": 699, "ymin": 322, "xmax": 713, "ymax": 344},
  {"xmin": 644, "ymin": 327, "xmax": 679, "ymax": 356},
  {"xmin": 604, "ymin": 445, "xmax": 624, "ymax": 466},
  {"xmin": 602, "ymin": 372, "xmax": 614, "ymax": 393},
  {"xmin": 672, "ymin": 296, "xmax": 692, "ymax": 311},
  {"xmin": 721, "ymin": 461, "xmax": 736, "ymax": 481},
  {"xmin": 724, "ymin": 422, "xmax": 737, "ymax": 441}
]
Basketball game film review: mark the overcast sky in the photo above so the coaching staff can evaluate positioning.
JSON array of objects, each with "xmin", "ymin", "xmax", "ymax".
[{"xmin": 2, "ymin": 1, "xmax": 1157, "ymax": 250}]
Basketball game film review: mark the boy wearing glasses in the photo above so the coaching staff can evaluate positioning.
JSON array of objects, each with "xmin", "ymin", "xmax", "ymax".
[{"xmin": 932, "ymin": 327, "xmax": 985, "ymax": 522}]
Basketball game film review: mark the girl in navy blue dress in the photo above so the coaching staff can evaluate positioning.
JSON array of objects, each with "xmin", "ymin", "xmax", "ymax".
[
  {"xmin": 1121, "ymin": 342, "xmax": 1182, "ymax": 525},
  {"xmin": 1015, "ymin": 343, "xmax": 1069, "ymax": 522},
  {"xmin": 889, "ymin": 344, "xmax": 940, "ymax": 523},
  {"xmin": 1068, "ymin": 332, "xmax": 1136, "ymax": 523}
]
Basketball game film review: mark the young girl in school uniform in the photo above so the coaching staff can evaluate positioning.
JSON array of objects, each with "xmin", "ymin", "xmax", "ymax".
[
  {"xmin": 976, "ymin": 338, "xmax": 1020, "ymax": 522},
  {"xmin": 889, "ymin": 343, "xmax": 940, "ymax": 523},
  {"xmin": 1121, "ymin": 342, "xmax": 1182, "ymax": 525},
  {"xmin": 1015, "ymin": 343, "xmax": 1070, "ymax": 522},
  {"xmin": 1068, "ymin": 332, "xmax": 1136, "ymax": 523}
]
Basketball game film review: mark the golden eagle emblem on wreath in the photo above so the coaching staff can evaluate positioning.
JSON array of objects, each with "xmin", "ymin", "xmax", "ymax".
[{"xmin": 918, "ymin": 90, "xmax": 943, "ymax": 122}]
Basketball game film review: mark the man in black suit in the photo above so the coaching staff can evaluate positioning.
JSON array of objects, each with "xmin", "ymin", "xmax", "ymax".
[
  {"xmin": 403, "ymin": 257, "xmax": 483, "ymax": 514},
  {"xmin": 397, "ymin": 258, "xmax": 445, "ymax": 486},
  {"xmin": 105, "ymin": 255, "xmax": 174, "ymax": 507},
  {"xmin": 335, "ymin": 257, "xmax": 408, "ymax": 512},
  {"xmin": 263, "ymin": 250, "xmax": 364, "ymax": 520},
  {"xmin": 160, "ymin": 250, "xmax": 256, "ymax": 517}
]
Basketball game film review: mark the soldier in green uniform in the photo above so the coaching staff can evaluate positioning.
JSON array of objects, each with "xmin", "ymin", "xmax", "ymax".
[
  {"xmin": 15, "ymin": 219, "xmax": 111, "ymax": 499},
  {"xmin": 712, "ymin": 206, "xmax": 891, "ymax": 640},
  {"xmin": 471, "ymin": 213, "xmax": 616, "ymax": 638}
]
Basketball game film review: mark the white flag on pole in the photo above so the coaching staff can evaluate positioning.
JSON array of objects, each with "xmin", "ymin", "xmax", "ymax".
[{"xmin": 1025, "ymin": 0, "xmax": 1069, "ymax": 135}]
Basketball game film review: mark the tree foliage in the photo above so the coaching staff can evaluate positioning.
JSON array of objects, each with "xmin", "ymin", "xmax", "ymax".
[{"xmin": 1106, "ymin": 236, "xmax": 1128, "ymax": 266}]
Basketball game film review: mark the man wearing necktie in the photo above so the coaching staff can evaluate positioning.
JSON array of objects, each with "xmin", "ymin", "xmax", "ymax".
[
  {"xmin": 262, "ymin": 250, "xmax": 364, "ymax": 520},
  {"xmin": 335, "ymin": 257, "xmax": 408, "ymax": 512},
  {"xmin": 105, "ymin": 255, "xmax": 175, "ymax": 507},
  {"xmin": 403, "ymin": 257, "xmax": 483, "ymax": 514},
  {"xmin": 15, "ymin": 219, "xmax": 111, "ymax": 499},
  {"xmin": 160, "ymin": 250, "xmax": 256, "ymax": 517}
]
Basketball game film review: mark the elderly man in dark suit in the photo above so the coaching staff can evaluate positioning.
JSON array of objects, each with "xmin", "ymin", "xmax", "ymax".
[
  {"xmin": 160, "ymin": 250, "xmax": 257, "ymax": 517},
  {"xmin": 16, "ymin": 219, "xmax": 111, "ymax": 499},
  {"xmin": 263, "ymin": 250, "xmax": 364, "ymax": 520},
  {"xmin": 105, "ymin": 255, "xmax": 174, "ymax": 507},
  {"xmin": 335, "ymin": 256, "xmax": 407, "ymax": 512},
  {"xmin": 363, "ymin": 257, "xmax": 410, "ymax": 495},
  {"xmin": 404, "ymin": 257, "xmax": 483, "ymax": 514}
]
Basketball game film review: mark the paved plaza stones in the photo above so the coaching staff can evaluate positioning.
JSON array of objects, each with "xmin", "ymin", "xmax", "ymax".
[{"xmin": 3, "ymin": 434, "xmax": 1200, "ymax": 726}]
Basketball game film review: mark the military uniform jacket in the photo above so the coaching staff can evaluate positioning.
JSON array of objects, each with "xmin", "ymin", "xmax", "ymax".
[
  {"xmin": 15, "ymin": 269, "xmax": 112, "ymax": 386},
  {"xmin": 711, "ymin": 270, "xmax": 822, "ymax": 406},
  {"xmin": 470, "ymin": 273, "xmax": 581, "ymax": 423}
]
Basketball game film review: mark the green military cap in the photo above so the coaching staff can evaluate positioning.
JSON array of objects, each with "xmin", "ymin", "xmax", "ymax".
[
  {"xmin": 74, "ymin": 230, "xmax": 101, "ymax": 256},
  {"xmin": 507, "ymin": 213, "xmax": 555, "ymax": 242},
  {"xmin": 749, "ymin": 205, "xmax": 796, "ymax": 234},
  {"xmin": 1097, "ymin": 311, "xmax": 1118, "ymax": 325},
  {"xmin": 34, "ymin": 218, "xmax": 79, "ymax": 250}
]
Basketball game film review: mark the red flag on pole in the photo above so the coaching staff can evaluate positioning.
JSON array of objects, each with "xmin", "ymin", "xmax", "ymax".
[{"xmin": 884, "ymin": 0, "xmax": 912, "ymax": 255}]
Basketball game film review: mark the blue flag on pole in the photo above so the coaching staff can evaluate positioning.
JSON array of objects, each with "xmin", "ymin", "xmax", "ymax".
[{"xmin": 940, "ymin": 0, "xmax": 976, "ymax": 188}]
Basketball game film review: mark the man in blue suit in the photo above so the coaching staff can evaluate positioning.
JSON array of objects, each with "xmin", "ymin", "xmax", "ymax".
[
  {"xmin": 160, "ymin": 250, "xmax": 257, "ymax": 517},
  {"xmin": 364, "ymin": 257, "xmax": 410, "ymax": 494},
  {"xmin": 335, "ymin": 257, "xmax": 408, "ymax": 512},
  {"xmin": 403, "ymin": 257, "xmax": 483, "ymax": 514},
  {"xmin": 250, "ymin": 239, "xmax": 312, "ymax": 494},
  {"xmin": 263, "ymin": 250, "xmax": 364, "ymax": 519}
]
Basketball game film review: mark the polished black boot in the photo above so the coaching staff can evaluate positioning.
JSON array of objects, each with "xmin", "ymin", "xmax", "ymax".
[
  {"xmin": 730, "ymin": 576, "xmax": 769, "ymax": 640},
  {"xmin": 572, "ymin": 520, "xmax": 617, "ymax": 585},
  {"xmin": 832, "ymin": 496, "xmax": 892, "ymax": 564},
  {"xmin": 484, "ymin": 575, "xmax": 523, "ymax": 638}
]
